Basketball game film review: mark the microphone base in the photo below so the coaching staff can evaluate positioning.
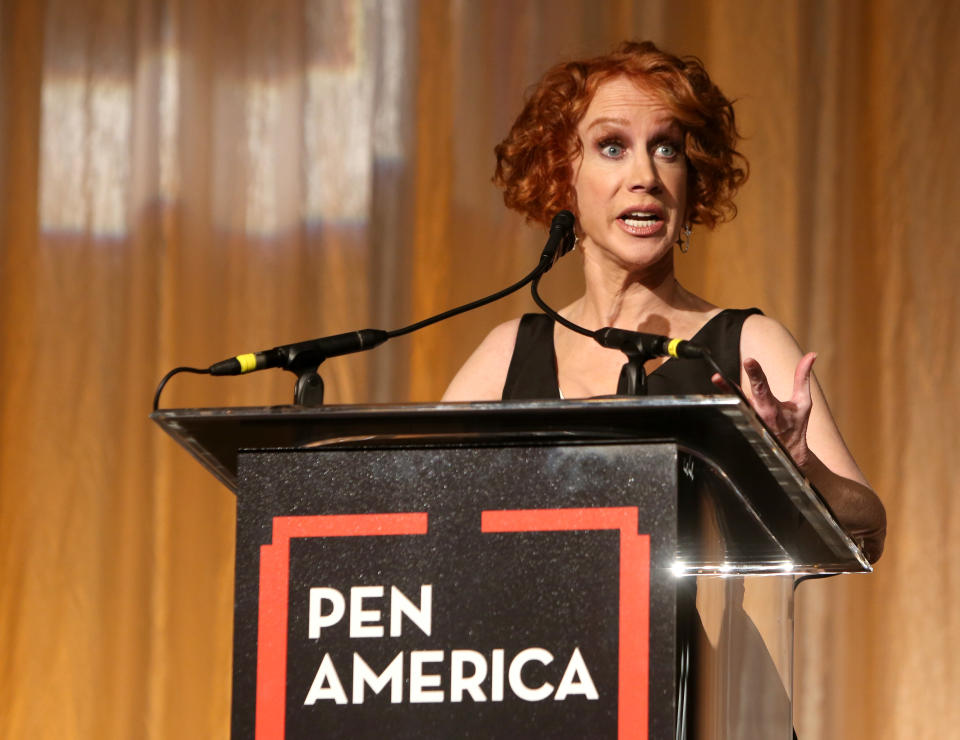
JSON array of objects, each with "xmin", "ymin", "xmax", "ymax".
[
  {"xmin": 294, "ymin": 369, "xmax": 325, "ymax": 407},
  {"xmin": 616, "ymin": 358, "xmax": 649, "ymax": 396}
]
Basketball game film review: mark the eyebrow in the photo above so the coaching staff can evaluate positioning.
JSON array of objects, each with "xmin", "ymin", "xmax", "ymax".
[
  {"xmin": 584, "ymin": 115, "xmax": 680, "ymax": 136},
  {"xmin": 585, "ymin": 116, "xmax": 631, "ymax": 131}
]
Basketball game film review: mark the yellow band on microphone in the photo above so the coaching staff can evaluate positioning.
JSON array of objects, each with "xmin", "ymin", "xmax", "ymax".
[
  {"xmin": 667, "ymin": 337, "xmax": 683, "ymax": 358},
  {"xmin": 237, "ymin": 353, "xmax": 258, "ymax": 373}
]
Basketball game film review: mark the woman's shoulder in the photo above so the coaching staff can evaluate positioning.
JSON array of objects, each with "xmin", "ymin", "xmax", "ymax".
[
  {"xmin": 738, "ymin": 312, "xmax": 807, "ymax": 398},
  {"xmin": 441, "ymin": 318, "xmax": 523, "ymax": 401},
  {"xmin": 736, "ymin": 310, "xmax": 799, "ymax": 352}
]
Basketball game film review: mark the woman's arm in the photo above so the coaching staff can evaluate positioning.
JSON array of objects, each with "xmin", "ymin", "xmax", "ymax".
[{"xmin": 735, "ymin": 315, "xmax": 887, "ymax": 562}]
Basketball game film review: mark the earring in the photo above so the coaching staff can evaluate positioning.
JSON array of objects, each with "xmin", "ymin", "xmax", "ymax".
[
  {"xmin": 573, "ymin": 233, "xmax": 580, "ymax": 251},
  {"xmin": 677, "ymin": 223, "xmax": 692, "ymax": 253}
]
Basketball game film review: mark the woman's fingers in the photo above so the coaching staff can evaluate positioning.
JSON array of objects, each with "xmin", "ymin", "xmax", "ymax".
[
  {"xmin": 740, "ymin": 354, "xmax": 816, "ymax": 466},
  {"xmin": 741, "ymin": 357, "xmax": 784, "ymax": 434},
  {"xmin": 710, "ymin": 372, "xmax": 734, "ymax": 393},
  {"xmin": 742, "ymin": 357, "xmax": 775, "ymax": 407},
  {"xmin": 792, "ymin": 352, "xmax": 817, "ymax": 409}
]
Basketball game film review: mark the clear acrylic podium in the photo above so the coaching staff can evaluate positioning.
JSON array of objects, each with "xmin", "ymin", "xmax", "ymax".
[{"xmin": 152, "ymin": 397, "xmax": 869, "ymax": 739}]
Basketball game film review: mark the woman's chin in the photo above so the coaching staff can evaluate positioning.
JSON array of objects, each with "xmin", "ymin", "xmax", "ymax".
[{"xmin": 586, "ymin": 235, "xmax": 676, "ymax": 272}]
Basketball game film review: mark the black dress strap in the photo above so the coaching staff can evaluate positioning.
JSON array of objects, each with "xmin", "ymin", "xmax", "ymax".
[
  {"xmin": 501, "ymin": 314, "xmax": 560, "ymax": 399},
  {"xmin": 646, "ymin": 308, "xmax": 763, "ymax": 396}
]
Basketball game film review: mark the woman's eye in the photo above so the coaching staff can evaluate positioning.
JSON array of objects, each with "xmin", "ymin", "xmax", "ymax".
[
  {"xmin": 599, "ymin": 141, "xmax": 625, "ymax": 158},
  {"xmin": 655, "ymin": 142, "xmax": 679, "ymax": 159}
]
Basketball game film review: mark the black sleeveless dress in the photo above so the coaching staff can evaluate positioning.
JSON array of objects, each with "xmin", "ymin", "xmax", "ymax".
[
  {"xmin": 501, "ymin": 308, "xmax": 762, "ymax": 399},
  {"xmin": 499, "ymin": 307, "xmax": 799, "ymax": 738}
]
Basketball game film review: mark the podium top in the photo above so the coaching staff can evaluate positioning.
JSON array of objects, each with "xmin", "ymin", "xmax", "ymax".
[{"xmin": 151, "ymin": 396, "xmax": 870, "ymax": 573}]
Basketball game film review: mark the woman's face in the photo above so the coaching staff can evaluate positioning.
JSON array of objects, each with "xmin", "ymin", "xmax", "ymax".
[{"xmin": 572, "ymin": 76, "xmax": 687, "ymax": 273}]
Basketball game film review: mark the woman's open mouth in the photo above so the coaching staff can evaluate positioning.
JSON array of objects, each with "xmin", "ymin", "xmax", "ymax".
[{"xmin": 617, "ymin": 210, "xmax": 665, "ymax": 236}]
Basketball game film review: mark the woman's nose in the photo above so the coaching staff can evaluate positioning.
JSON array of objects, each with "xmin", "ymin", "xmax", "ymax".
[{"xmin": 628, "ymin": 153, "xmax": 660, "ymax": 192}]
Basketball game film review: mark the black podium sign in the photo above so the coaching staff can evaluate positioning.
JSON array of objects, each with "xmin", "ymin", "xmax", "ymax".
[{"xmin": 232, "ymin": 442, "xmax": 679, "ymax": 740}]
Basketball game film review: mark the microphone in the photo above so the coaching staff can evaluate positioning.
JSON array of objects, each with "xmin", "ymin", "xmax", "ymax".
[
  {"xmin": 208, "ymin": 329, "xmax": 389, "ymax": 376},
  {"xmin": 153, "ymin": 209, "xmax": 578, "ymax": 409},
  {"xmin": 529, "ymin": 273, "xmax": 709, "ymax": 396},
  {"xmin": 530, "ymin": 276, "xmax": 706, "ymax": 360},
  {"xmin": 592, "ymin": 327, "xmax": 706, "ymax": 395},
  {"xmin": 538, "ymin": 210, "xmax": 576, "ymax": 272},
  {"xmin": 200, "ymin": 214, "xmax": 575, "ymax": 378},
  {"xmin": 593, "ymin": 327, "xmax": 704, "ymax": 360},
  {"xmin": 208, "ymin": 211, "xmax": 574, "ymax": 378}
]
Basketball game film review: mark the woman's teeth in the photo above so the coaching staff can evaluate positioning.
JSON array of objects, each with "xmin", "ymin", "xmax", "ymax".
[{"xmin": 621, "ymin": 213, "xmax": 660, "ymax": 227}]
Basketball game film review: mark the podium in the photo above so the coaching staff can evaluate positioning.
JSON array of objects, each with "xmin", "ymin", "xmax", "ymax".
[{"xmin": 152, "ymin": 397, "xmax": 869, "ymax": 739}]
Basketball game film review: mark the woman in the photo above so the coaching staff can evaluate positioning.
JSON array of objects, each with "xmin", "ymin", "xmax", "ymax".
[{"xmin": 443, "ymin": 41, "xmax": 885, "ymax": 562}]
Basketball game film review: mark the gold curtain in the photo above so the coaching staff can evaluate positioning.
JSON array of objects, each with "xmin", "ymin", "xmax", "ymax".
[{"xmin": 1, "ymin": 0, "xmax": 958, "ymax": 737}]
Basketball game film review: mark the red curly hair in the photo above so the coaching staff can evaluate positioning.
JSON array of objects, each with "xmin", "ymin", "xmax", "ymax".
[{"xmin": 493, "ymin": 41, "xmax": 748, "ymax": 230}]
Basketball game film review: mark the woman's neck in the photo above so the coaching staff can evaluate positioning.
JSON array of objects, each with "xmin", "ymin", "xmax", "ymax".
[{"xmin": 567, "ymin": 250, "xmax": 708, "ymax": 332}]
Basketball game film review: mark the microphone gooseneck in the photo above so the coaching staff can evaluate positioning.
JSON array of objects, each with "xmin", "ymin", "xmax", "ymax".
[
  {"xmin": 154, "ymin": 210, "xmax": 578, "ymax": 408},
  {"xmin": 385, "ymin": 210, "xmax": 576, "ymax": 342}
]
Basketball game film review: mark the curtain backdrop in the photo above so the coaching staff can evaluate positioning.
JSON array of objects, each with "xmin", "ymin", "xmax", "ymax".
[{"xmin": 1, "ymin": 0, "xmax": 958, "ymax": 737}]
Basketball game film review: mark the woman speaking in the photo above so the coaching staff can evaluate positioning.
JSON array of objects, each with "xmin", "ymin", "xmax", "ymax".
[{"xmin": 443, "ymin": 41, "xmax": 885, "ymax": 562}]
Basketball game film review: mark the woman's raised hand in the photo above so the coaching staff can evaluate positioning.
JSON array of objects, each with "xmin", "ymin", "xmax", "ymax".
[
  {"xmin": 741, "ymin": 352, "xmax": 817, "ymax": 466},
  {"xmin": 712, "ymin": 352, "xmax": 818, "ymax": 467}
]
